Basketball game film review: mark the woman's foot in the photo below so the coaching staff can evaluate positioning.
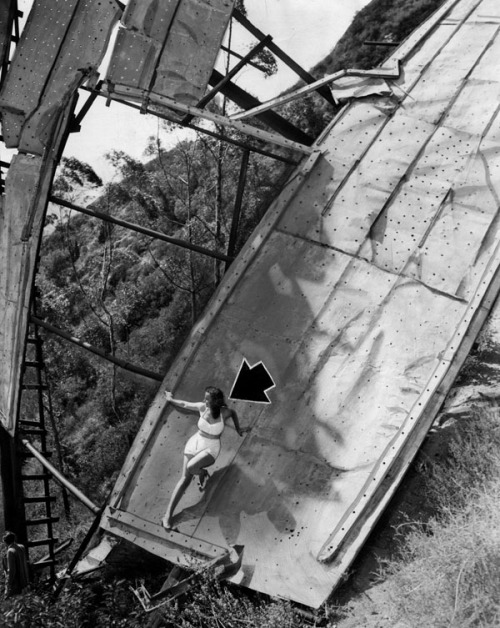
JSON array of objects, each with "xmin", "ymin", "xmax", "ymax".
[
  {"xmin": 162, "ymin": 515, "xmax": 173, "ymax": 530},
  {"xmin": 198, "ymin": 469, "xmax": 210, "ymax": 491}
]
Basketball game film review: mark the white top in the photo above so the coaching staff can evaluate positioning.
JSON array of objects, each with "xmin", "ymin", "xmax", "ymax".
[{"xmin": 197, "ymin": 406, "xmax": 224, "ymax": 437}]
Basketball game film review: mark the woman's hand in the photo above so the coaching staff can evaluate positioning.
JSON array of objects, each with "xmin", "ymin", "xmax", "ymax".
[
  {"xmin": 164, "ymin": 390, "xmax": 173, "ymax": 402},
  {"xmin": 237, "ymin": 426, "xmax": 252, "ymax": 437}
]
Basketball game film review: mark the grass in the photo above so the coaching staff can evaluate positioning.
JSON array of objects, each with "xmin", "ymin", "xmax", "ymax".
[{"xmin": 376, "ymin": 410, "xmax": 500, "ymax": 628}]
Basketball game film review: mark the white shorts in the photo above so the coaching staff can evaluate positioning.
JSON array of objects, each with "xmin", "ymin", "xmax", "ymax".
[{"xmin": 184, "ymin": 432, "xmax": 221, "ymax": 460}]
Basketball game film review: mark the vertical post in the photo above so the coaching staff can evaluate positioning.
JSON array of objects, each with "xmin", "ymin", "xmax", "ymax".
[
  {"xmin": 0, "ymin": 426, "xmax": 27, "ymax": 545},
  {"xmin": 226, "ymin": 149, "xmax": 250, "ymax": 271}
]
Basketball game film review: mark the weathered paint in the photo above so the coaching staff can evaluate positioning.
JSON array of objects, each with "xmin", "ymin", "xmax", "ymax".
[
  {"xmin": 0, "ymin": 0, "xmax": 119, "ymax": 152},
  {"xmin": 106, "ymin": 0, "xmax": 235, "ymax": 105},
  {"xmin": 101, "ymin": 0, "xmax": 500, "ymax": 607},
  {"xmin": 0, "ymin": 96, "xmax": 77, "ymax": 434}
]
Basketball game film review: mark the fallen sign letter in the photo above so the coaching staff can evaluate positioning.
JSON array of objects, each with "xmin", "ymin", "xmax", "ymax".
[{"xmin": 229, "ymin": 358, "xmax": 275, "ymax": 403}]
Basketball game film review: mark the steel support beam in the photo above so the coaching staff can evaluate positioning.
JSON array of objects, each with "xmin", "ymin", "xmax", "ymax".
[
  {"xmin": 226, "ymin": 149, "xmax": 250, "ymax": 270},
  {"xmin": 30, "ymin": 316, "xmax": 165, "ymax": 383},
  {"xmin": 209, "ymin": 69, "xmax": 314, "ymax": 146},
  {"xmin": 232, "ymin": 8, "xmax": 335, "ymax": 107},
  {"xmin": 50, "ymin": 195, "xmax": 233, "ymax": 263},
  {"xmin": 78, "ymin": 86, "xmax": 299, "ymax": 164}
]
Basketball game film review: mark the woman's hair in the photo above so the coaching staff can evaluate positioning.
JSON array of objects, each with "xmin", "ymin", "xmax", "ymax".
[
  {"xmin": 3, "ymin": 531, "xmax": 16, "ymax": 545},
  {"xmin": 205, "ymin": 386, "xmax": 225, "ymax": 417}
]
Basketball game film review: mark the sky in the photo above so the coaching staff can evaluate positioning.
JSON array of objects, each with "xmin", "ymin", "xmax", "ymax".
[{"xmin": 14, "ymin": 0, "xmax": 372, "ymax": 182}]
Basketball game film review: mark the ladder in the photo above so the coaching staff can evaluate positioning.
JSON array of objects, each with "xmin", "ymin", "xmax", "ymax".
[{"xmin": 18, "ymin": 320, "xmax": 60, "ymax": 580}]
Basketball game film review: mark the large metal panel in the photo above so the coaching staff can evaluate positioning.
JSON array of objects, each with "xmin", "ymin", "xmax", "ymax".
[
  {"xmin": 106, "ymin": 242, "xmax": 467, "ymax": 606},
  {"xmin": 0, "ymin": 0, "xmax": 79, "ymax": 146},
  {"xmin": 0, "ymin": 92, "xmax": 75, "ymax": 435},
  {"xmin": 152, "ymin": 0, "xmax": 234, "ymax": 103},
  {"xmin": 99, "ymin": 0, "xmax": 500, "ymax": 608},
  {"xmin": 0, "ymin": 154, "xmax": 44, "ymax": 433},
  {"xmin": 403, "ymin": 22, "xmax": 498, "ymax": 125},
  {"xmin": 0, "ymin": 0, "xmax": 119, "ymax": 152},
  {"xmin": 278, "ymin": 102, "xmax": 391, "ymax": 239},
  {"xmin": 106, "ymin": 0, "xmax": 234, "ymax": 105}
]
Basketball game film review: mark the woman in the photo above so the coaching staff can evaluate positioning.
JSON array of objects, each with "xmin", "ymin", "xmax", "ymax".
[{"xmin": 162, "ymin": 386, "xmax": 250, "ymax": 529}]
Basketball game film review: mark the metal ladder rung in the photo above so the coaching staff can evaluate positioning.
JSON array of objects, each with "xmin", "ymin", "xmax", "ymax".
[
  {"xmin": 26, "ymin": 517, "xmax": 60, "ymax": 526},
  {"xmin": 20, "ymin": 427, "xmax": 46, "ymax": 436},
  {"xmin": 21, "ymin": 473, "xmax": 52, "ymax": 481},
  {"xmin": 21, "ymin": 320, "xmax": 60, "ymax": 583},
  {"xmin": 23, "ymin": 495, "xmax": 56, "ymax": 504},
  {"xmin": 26, "ymin": 337, "xmax": 42, "ymax": 345},
  {"xmin": 19, "ymin": 419, "xmax": 44, "ymax": 427},
  {"xmin": 27, "ymin": 538, "xmax": 59, "ymax": 548},
  {"xmin": 21, "ymin": 384, "xmax": 49, "ymax": 391},
  {"xmin": 22, "ymin": 450, "xmax": 53, "ymax": 458}
]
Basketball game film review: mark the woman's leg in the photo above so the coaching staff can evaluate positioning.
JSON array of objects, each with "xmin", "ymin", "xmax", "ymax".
[
  {"xmin": 187, "ymin": 450, "xmax": 215, "ymax": 476},
  {"xmin": 162, "ymin": 456, "xmax": 192, "ymax": 529}
]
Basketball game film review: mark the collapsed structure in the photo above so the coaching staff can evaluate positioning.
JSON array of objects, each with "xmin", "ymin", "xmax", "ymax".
[{"xmin": 1, "ymin": 0, "xmax": 499, "ymax": 609}]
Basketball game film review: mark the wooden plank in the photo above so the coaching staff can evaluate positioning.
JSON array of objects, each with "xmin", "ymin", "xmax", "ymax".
[
  {"xmin": 229, "ymin": 65, "xmax": 399, "ymax": 121},
  {"xmin": 103, "ymin": 508, "xmax": 228, "ymax": 563},
  {"xmin": 106, "ymin": 84, "xmax": 314, "ymax": 154}
]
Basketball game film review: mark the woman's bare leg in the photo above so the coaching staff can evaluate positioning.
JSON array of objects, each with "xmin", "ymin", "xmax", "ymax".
[
  {"xmin": 187, "ymin": 451, "xmax": 215, "ymax": 476},
  {"xmin": 162, "ymin": 457, "xmax": 192, "ymax": 529}
]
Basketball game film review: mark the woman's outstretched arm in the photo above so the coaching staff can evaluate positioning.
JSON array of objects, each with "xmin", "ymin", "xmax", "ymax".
[{"xmin": 164, "ymin": 390, "xmax": 204, "ymax": 412}]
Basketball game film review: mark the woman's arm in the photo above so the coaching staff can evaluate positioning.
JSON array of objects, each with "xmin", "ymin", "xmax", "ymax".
[
  {"xmin": 164, "ymin": 390, "xmax": 203, "ymax": 413},
  {"xmin": 227, "ymin": 409, "xmax": 251, "ymax": 437}
]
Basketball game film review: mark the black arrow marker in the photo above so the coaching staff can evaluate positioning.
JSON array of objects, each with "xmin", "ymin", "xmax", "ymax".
[{"xmin": 229, "ymin": 359, "xmax": 275, "ymax": 403}]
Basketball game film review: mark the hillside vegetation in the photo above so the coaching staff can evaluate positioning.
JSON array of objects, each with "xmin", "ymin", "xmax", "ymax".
[{"xmin": 12, "ymin": 1, "xmax": 500, "ymax": 626}]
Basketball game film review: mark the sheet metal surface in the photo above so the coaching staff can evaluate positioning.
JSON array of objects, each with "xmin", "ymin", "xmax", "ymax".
[
  {"xmin": 106, "ymin": 0, "xmax": 234, "ymax": 105},
  {"xmin": 94, "ymin": 0, "xmax": 500, "ymax": 607},
  {"xmin": 0, "ymin": 0, "xmax": 119, "ymax": 152}
]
